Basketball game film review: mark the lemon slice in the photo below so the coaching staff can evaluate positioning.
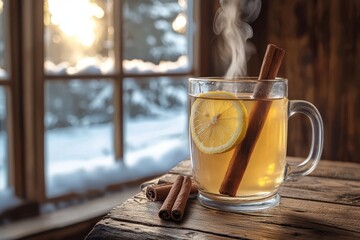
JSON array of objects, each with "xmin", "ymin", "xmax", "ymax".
[{"xmin": 190, "ymin": 91, "xmax": 248, "ymax": 154}]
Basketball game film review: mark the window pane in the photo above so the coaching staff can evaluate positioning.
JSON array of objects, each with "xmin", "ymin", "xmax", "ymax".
[
  {"xmin": 123, "ymin": 0, "xmax": 193, "ymax": 73},
  {"xmin": 44, "ymin": 0, "xmax": 115, "ymax": 75},
  {"xmin": 0, "ymin": 86, "xmax": 8, "ymax": 191},
  {"xmin": 123, "ymin": 77, "xmax": 189, "ymax": 174},
  {"xmin": 45, "ymin": 79, "xmax": 115, "ymax": 197},
  {"xmin": 0, "ymin": 0, "xmax": 8, "ymax": 79}
]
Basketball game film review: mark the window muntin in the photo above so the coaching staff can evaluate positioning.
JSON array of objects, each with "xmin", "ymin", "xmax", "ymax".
[
  {"xmin": 0, "ymin": 0, "xmax": 196, "ymax": 210},
  {"xmin": 42, "ymin": 0, "xmax": 194, "ymax": 200}
]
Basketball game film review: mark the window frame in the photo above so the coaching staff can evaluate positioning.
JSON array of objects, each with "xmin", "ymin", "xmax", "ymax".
[
  {"xmin": 0, "ymin": 0, "xmax": 23, "ymax": 199},
  {"xmin": 1, "ymin": 0, "xmax": 222, "ymax": 220},
  {"xmin": 18, "ymin": 0, "xmax": 201, "ymax": 204}
]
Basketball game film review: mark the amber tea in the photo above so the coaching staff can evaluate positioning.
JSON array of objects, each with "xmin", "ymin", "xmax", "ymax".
[
  {"xmin": 188, "ymin": 77, "xmax": 324, "ymax": 212},
  {"xmin": 190, "ymin": 94, "xmax": 287, "ymax": 198}
]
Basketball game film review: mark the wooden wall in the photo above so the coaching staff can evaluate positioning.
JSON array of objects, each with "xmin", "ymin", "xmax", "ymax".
[{"xmin": 202, "ymin": 0, "xmax": 360, "ymax": 162}]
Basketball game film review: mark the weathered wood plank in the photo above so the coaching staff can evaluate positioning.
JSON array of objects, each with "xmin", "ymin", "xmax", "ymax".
[
  {"xmin": 86, "ymin": 219, "xmax": 235, "ymax": 240},
  {"xmin": 91, "ymin": 192, "xmax": 360, "ymax": 239},
  {"xmin": 168, "ymin": 159, "xmax": 192, "ymax": 176},
  {"xmin": 144, "ymin": 159, "xmax": 360, "ymax": 206},
  {"xmin": 280, "ymin": 176, "xmax": 360, "ymax": 206},
  {"xmin": 143, "ymin": 172, "xmax": 360, "ymax": 207},
  {"xmin": 285, "ymin": 157, "xmax": 360, "ymax": 180},
  {"xmin": 87, "ymin": 159, "xmax": 360, "ymax": 239},
  {"xmin": 170, "ymin": 158, "xmax": 360, "ymax": 180},
  {"xmin": 310, "ymin": 159, "xmax": 360, "ymax": 180}
]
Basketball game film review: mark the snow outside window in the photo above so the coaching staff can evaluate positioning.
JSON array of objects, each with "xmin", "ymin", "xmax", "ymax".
[
  {"xmin": 123, "ymin": 77, "xmax": 188, "ymax": 179},
  {"xmin": 123, "ymin": 0, "xmax": 191, "ymax": 73},
  {"xmin": 44, "ymin": 0, "xmax": 192, "ymax": 198},
  {"xmin": 0, "ymin": 87, "xmax": 19, "ymax": 213}
]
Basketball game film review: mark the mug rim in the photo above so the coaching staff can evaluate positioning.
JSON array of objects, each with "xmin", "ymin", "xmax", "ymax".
[{"xmin": 189, "ymin": 77, "xmax": 288, "ymax": 84}]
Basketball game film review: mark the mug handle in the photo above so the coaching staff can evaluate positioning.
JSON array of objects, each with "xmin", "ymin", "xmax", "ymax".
[{"xmin": 285, "ymin": 100, "xmax": 324, "ymax": 180}]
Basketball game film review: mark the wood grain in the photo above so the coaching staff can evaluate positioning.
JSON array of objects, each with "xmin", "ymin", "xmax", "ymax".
[
  {"xmin": 280, "ymin": 177, "xmax": 360, "ymax": 206},
  {"xmin": 86, "ymin": 159, "xmax": 360, "ymax": 239},
  {"xmin": 208, "ymin": 0, "xmax": 360, "ymax": 163},
  {"xmin": 88, "ymin": 193, "xmax": 360, "ymax": 239},
  {"xmin": 257, "ymin": 0, "xmax": 360, "ymax": 162},
  {"xmin": 170, "ymin": 157, "xmax": 360, "ymax": 180},
  {"xmin": 87, "ymin": 218, "xmax": 233, "ymax": 240},
  {"xmin": 288, "ymin": 157, "xmax": 360, "ymax": 180}
]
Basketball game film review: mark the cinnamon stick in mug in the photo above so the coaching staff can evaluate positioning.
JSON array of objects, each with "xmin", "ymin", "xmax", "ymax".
[{"xmin": 219, "ymin": 44, "xmax": 285, "ymax": 196}]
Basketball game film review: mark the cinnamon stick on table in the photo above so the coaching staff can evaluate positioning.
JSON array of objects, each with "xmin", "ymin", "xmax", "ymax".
[
  {"xmin": 146, "ymin": 182, "xmax": 197, "ymax": 202},
  {"xmin": 146, "ymin": 183, "xmax": 173, "ymax": 202},
  {"xmin": 158, "ymin": 175, "xmax": 193, "ymax": 221},
  {"xmin": 158, "ymin": 176, "xmax": 184, "ymax": 220},
  {"xmin": 171, "ymin": 176, "xmax": 192, "ymax": 222},
  {"xmin": 219, "ymin": 44, "xmax": 285, "ymax": 197}
]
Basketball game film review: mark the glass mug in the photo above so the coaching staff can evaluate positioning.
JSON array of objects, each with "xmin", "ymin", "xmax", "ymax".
[{"xmin": 189, "ymin": 77, "xmax": 324, "ymax": 212}]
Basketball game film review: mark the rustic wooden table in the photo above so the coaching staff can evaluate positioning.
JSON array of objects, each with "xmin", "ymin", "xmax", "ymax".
[{"xmin": 86, "ymin": 157, "xmax": 360, "ymax": 239}]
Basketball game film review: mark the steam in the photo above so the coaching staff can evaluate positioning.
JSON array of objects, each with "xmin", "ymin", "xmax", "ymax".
[{"xmin": 214, "ymin": 0, "xmax": 261, "ymax": 78}]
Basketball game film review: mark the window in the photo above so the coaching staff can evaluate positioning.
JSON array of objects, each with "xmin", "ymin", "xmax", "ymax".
[
  {"xmin": 43, "ymin": 0, "xmax": 193, "ymax": 198},
  {"xmin": 0, "ymin": 0, "xmax": 8, "ymax": 192},
  {"xmin": 0, "ymin": 0, "xmax": 23, "ymax": 212},
  {"xmin": 1, "ymin": 0, "xmax": 199, "ymax": 215},
  {"xmin": 0, "ymin": 87, "xmax": 7, "ymax": 192}
]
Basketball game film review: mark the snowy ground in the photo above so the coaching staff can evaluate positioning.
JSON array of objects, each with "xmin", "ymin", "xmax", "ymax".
[
  {"xmin": 0, "ymin": 110, "xmax": 189, "ymax": 210},
  {"xmin": 45, "ymin": 110, "xmax": 189, "ymax": 197},
  {"xmin": 0, "ymin": 132, "xmax": 19, "ymax": 212}
]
